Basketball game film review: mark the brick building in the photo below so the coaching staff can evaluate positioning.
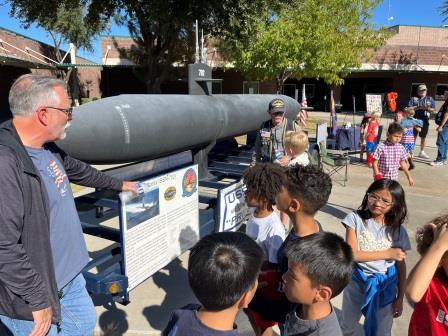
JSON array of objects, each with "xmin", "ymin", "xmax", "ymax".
[
  {"xmin": 341, "ymin": 25, "xmax": 448, "ymax": 111},
  {"xmin": 4, "ymin": 24, "xmax": 446, "ymax": 118},
  {"xmin": 0, "ymin": 26, "xmax": 102, "ymax": 121},
  {"xmin": 101, "ymin": 25, "xmax": 448, "ymax": 112}
]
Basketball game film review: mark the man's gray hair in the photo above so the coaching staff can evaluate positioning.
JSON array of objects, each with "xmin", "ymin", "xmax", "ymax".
[{"xmin": 9, "ymin": 74, "xmax": 67, "ymax": 117}]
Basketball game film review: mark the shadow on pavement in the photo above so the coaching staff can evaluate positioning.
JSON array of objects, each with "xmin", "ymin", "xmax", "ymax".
[
  {"xmin": 142, "ymin": 258, "xmax": 195, "ymax": 332},
  {"xmin": 320, "ymin": 202, "xmax": 351, "ymax": 220},
  {"xmin": 94, "ymin": 295, "xmax": 129, "ymax": 336}
]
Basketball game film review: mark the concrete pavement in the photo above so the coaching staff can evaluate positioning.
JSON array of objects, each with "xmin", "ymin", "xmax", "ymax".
[
  {"xmin": 87, "ymin": 112, "xmax": 448, "ymax": 335},
  {"xmin": 2, "ymin": 112, "xmax": 445, "ymax": 336}
]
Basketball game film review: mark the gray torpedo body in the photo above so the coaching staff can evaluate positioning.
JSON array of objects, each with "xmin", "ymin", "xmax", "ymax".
[{"xmin": 57, "ymin": 94, "xmax": 301, "ymax": 164}]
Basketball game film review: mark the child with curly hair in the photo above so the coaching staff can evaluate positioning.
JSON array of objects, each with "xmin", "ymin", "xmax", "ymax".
[
  {"xmin": 406, "ymin": 214, "xmax": 448, "ymax": 336},
  {"xmin": 243, "ymin": 163, "xmax": 286, "ymax": 336}
]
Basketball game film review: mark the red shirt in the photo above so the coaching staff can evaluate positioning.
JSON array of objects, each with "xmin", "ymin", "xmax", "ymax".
[
  {"xmin": 366, "ymin": 120, "xmax": 380, "ymax": 142},
  {"xmin": 409, "ymin": 269, "xmax": 448, "ymax": 336}
]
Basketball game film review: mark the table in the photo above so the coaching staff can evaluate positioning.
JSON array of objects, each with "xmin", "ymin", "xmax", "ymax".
[{"xmin": 335, "ymin": 127, "xmax": 361, "ymax": 151}]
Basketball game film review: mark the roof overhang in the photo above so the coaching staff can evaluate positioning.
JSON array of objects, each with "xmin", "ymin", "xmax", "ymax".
[
  {"xmin": 355, "ymin": 63, "xmax": 448, "ymax": 73},
  {"xmin": 0, "ymin": 55, "xmax": 56, "ymax": 70}
]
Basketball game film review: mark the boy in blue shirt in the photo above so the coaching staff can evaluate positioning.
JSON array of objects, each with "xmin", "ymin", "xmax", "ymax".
[{"xmin": 163, "ymin": 232, "xmax": 263, "ymax": 335}]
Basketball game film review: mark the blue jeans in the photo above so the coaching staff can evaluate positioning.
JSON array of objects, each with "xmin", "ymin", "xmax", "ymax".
[
  {"xmin": 0, "ymin": 273, "xmax": 96, "ymax": 336},
  {"xmin": 436, "ymin": 126, "xmax": 448, "ymax": 162}
]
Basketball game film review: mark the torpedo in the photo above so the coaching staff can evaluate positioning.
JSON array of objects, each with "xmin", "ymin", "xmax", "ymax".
[{"xmin": 57, "ymin": 94, "xmax": 301, "ymax": 164}]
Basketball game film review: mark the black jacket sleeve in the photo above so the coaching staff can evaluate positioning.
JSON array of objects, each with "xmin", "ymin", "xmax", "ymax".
[{"xmin": 0, "ymin": 148, "xmax": 50, "ymax": 310}]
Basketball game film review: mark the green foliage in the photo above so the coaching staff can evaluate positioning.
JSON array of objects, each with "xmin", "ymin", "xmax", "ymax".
[
  {"xmin": 229, "ymin": 0, "xmax": 388, "ymax": 88},
  {"xmin": 7, "ymin": 1, "xmax": 108, "ymax": 52},
  {"xmin": 106, "ymin": 0, "xmax": 284, "ymax": 93}
]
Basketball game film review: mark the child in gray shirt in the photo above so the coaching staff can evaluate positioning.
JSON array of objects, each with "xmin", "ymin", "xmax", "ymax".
[{"xmin": 282, "ymin": 232, "xmax": 354, "ymax": 336}]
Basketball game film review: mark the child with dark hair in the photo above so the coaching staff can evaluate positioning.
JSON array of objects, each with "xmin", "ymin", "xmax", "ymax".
[
  {"xmin": 340, "ymin": 179, "xmax": 411, "ymax": 336},
  {"xmin": 373, "ymin": 122, "xmax": 414, "ymax": 186},
  {"xmin": 163, "ymin": 232, "xmax": 264, "ymax": 336},
  {"xmin": 243, "ymin": 163, "xmax": 286, "ymax": 263},
  {"xmin": 282, "ymin": 232, "xmax": 354, "ymax": 336},
  {"xmin": 243, "ymin": 163, "xmax": 286, "ymax": 336},
  {"xmin": 249, "ymin": 164, "xmax": 333, "ymax": 324},
  {"xmin": 359, "ymin": 113, "xmax": 371, "ymax": 163},
  {"xmin": 406, "ymin": 214, "xmax": 448, "ymax": 336},
  {"xmin": 276, "ymin": 164, "xmax": 333, "ymax": 272}
]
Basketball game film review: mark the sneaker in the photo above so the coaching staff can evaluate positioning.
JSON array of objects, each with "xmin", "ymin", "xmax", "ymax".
[
  {"xmin": 430, "ymin": 161, "xmax": 444, "ymax": 166},
  {"xmin": 418, "ymin": 151, "xmax": 430, "ymax": 159},
  {"xmin": 444, "ymin": 160, "xmax": 448, "ymax": 165}
]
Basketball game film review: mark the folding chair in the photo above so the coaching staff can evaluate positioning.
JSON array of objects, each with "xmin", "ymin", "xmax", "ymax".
[
  {"xmin": 308, "ymin": 147, "xmax": 320, "ymax": 167},
  {"xmin": 317, "ymin": 141, "xmax": 349, "ymax": 186},
  {"xmin": 314, "ymin": 121, "xmax": 349, "ymax": 186}
]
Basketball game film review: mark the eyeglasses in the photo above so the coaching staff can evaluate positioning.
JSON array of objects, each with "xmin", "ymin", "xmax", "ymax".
[
  {"xmin": 45, "ymin": 106, "xmax": 73, "ymax": 118},
  {"xmin": 367, "ymin": 193, "xmax": 393, "ymax": 207}
]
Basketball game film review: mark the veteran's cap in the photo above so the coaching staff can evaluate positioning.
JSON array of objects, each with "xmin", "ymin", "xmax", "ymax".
[{"xmin": 268, "ymin": 98, "xmax": 286, "ymax": 113}]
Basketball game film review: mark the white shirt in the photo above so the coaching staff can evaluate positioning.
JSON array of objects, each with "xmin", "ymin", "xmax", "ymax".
[
  {"xmin": 288, "ymin": 152, "xmax": 310, "ymax": 167},
  {"xmin": 246, "ymin": 210, "xmax": 286, "ymax": 263}
]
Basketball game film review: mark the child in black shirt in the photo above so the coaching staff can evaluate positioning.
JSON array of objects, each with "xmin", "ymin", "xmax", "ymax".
[{"xmin": 163, "ymin": 232, "xmax": 264, "ymax": 335}]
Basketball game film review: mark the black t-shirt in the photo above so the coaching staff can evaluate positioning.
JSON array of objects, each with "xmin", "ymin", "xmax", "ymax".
[
  {"xmin": 277, "ymin": 223, "xmax": 323, "ymax": 276},
  {"xmin": 163, "ymin": 304, "xmax": 238, "ymax": 336},
  {"xmin": 249, "ymin": 223, "xmax": 323, "ymax": 323}
]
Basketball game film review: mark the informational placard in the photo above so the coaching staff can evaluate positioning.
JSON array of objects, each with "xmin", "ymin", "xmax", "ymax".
[
  {"xmin": 366, "ymin": 94, "xmax": 383, "ymax": 114},
  {"xmin": 120, "ymin": 165, "xmax": 199, "ymax": 291},
  {"xmin": 218, "ymin": 180, "xmax": 250, "ymax": 232},
  {"xmin": 316, "ymin": 122, "xmax": 328, "ymax": 145}
]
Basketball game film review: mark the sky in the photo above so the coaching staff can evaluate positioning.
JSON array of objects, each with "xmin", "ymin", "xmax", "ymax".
[{"xmin": 0, "ymin": 0, "xmax": 446, "ymax": 64}]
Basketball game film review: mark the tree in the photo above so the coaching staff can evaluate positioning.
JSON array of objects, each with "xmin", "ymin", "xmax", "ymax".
[
  {"xmin": 6, "ymin": 0, "xmax": 285, "ymax": 93},
  {"xmin": 7, "ymin": 1, "xmax": 109, "ymax": 102},
  {"xmin": 228, "ymin": 0, "xmax": 388, "ymax": 92},
  {"xmin": 104, "ymin": 0, "xmax": 284, "ymax": 93}
]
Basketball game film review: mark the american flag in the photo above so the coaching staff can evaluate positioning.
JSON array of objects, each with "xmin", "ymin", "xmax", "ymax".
[{"xmin": 299, "ymin": 84, "xmax": 308, "ymax": 127}]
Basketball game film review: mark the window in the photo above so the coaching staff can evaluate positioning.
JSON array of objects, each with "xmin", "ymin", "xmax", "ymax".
[
  {"xmin": 243, "ymin": 81, "xmax": 259, "ymax": 94},
  {"xmin": 282, "ymin": 84, "xmax": 296, "ymax": 98},
  {"xmin": 304, "ymin": 84, "xmax": 315, "ymax": 98},
  {"xmin": 435, "ymin": 84, "xmax": 448, "ymax": 101}
]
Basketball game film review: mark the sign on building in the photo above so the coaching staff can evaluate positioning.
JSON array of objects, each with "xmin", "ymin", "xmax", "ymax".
[{"xmin": 365, "ymin": 94, "xmax": 383, "ymax": 114}]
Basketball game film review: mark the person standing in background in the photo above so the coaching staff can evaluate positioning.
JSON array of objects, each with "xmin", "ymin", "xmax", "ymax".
[{"xmin": 407, "ymin": 84, "xmax": 435, "ymax": 159}]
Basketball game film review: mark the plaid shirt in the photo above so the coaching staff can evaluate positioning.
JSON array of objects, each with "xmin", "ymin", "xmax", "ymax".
[{"xmin": 373, "ymin": 140, "xmax": 408, "ymax": 180}]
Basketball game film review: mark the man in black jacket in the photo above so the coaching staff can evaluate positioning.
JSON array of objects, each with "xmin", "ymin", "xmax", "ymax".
[{"xmin": 0, "ymin": 74, "xmax": 137, "ymax": 336}]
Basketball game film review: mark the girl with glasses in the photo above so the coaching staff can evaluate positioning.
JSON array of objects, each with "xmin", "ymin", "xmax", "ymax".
[{"xmin": 339, "ymin": 179, "xmax": 411, "ymax": 336}]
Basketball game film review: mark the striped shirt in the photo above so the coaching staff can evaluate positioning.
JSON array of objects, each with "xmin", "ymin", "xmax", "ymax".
[{"xmin": 373, "ymin": 140, "xmax": 408, "ymax": 180}]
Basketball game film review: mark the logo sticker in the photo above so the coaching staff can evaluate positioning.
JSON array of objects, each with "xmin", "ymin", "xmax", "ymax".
[
  {"xmin": 164, "ymin": 186, "xmax": 177, "ymax": 201},
  {"xmin": 182, "ymin": 168, "xmax": 197, "ymax": 197}
]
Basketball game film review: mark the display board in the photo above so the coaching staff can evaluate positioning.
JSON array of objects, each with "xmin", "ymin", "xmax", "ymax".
[
  {"xmin": 120, "ymin": 165, "xmax": 199, "ymax": 291},
  {"xmin": 366, "ymin": 94, "xmax": 383, "ymax": 114},
  {"xmin": 316, "ymin": 122, "xmax": 328, "ymax": 145},
  {"xmin": 217, "ymin": 180, "xmax": 250, "ymax": 232}
]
